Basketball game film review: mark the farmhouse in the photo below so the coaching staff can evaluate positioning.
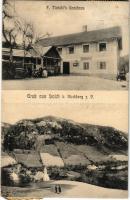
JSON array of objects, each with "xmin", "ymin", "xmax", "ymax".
[{"xmin": 38, "ymin": 26, "xmax": 122, "ymax": 79}]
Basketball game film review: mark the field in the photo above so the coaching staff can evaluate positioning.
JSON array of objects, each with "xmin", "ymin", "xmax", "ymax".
[{"xmin": 55, "ymin": 142, "xmax": 90, "ymax": 165}]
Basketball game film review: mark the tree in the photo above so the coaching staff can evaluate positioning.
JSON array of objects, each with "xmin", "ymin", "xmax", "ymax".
[
  {"xmin": 3, "ymin": 0, "xmax": 13, "ymax": 44},
  {"xmin": 15, "ymin": 18, "xmax": 51, "ymax": 67},
  {"xmin": 14, "ymin": 19, "xmax": 34, "ymax": 66},
  {"xmin": 15, "ymin": 19, "xmax": 46, "ymax": 68},
  {"xmin": 3, "ymin": 0, "xmax": 51, "ymax": 71},
  {"xmin": 3, "ymin": 0, "xmax": 18, "ymax": 65}
]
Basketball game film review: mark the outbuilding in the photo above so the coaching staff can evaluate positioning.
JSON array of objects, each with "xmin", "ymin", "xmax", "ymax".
[
  {"xmin": 2, "ymin": 45, "xmax": 61, "ymax": 79},
  {"xmin": 30, "ymin": 45, "xmax": 61, "ymax": 75}
]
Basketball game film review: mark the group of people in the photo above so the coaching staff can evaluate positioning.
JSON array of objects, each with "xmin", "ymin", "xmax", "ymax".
[
  {"xmin": 32, "ymin": 67, "xmax": 48, "ymax": 78},
  {"xmin": 55, "ymin": 184, "xmax": 62, "ymax": 194},
  {"xmin": 26, "ymin": 66, "xmax": 48, "ymax": 78}
]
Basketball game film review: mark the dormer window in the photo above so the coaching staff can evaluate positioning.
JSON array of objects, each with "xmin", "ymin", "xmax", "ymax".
[
  {"xmin": 68, "ymin": 46, "xmax": 74, "ymax": 54},
  {"xmin": 99, "ymin": 42, "xmax": 107, "ymax": 52},
  {"xmin": 83, "ymin": 44, "xmax": 89, "ymax": 53}
]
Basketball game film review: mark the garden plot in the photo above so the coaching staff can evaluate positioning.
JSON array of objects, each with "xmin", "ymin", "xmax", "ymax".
[
  {"xmin": 55, "ymin": 142, "xmax": 90, "ymax": 166},
  {"xmin": 40, "ymin": 153, "xmax": 64, "ymax": 167},
  {"xmin": 14, "ymin": 151, "xmax": 42, "ymax": 168},
  {"xmin": 40, "ymin": 144, "xmax": 64, "ymax": 167},
  {"xmin": 76, "ymin": 145, "xmax": 109, "ymax": 163},
  {"xmin": 40, "ymin": 144, "xmax": 60, "ymax": 156}
]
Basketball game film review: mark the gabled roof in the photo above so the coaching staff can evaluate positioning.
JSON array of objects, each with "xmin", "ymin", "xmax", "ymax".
[
  {"xmin": 30, "ymin": 45, "xmax": 61, "ymax": 59},
  {"xmin": 38, "ymin": 26, "xmax": 122, "ymax": 47},
  {"xmin": 30, "ymin": 45, "xmax": 52, "ymax": 57}
]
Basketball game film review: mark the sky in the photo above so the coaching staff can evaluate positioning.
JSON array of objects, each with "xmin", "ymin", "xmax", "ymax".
[
  {"xmin": 12, "ymin": 1, "xmax": 129, "ymax": 56},
  {"xmin": 2, "ymin": 103, "xmax": 128, "ymax": 133}
]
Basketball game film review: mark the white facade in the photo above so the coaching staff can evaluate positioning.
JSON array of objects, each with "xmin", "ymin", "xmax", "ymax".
[{"xmin": 58, "ymin": 39, "xmax": 120, "ymax": 79}]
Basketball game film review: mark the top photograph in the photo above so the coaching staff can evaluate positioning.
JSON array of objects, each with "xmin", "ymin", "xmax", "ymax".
[{"xmin": 2, "ymin": 1, "xmax": 129, "ymax": 90}]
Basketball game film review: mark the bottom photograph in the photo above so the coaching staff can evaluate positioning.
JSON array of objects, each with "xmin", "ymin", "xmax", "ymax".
[{"xmin": 1, "ymin": 103, "xmax": 128, "ymax": 199}]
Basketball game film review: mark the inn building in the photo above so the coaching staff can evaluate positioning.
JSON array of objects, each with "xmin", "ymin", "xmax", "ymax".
[{"xmin": 38, "ymin": 26, "xmax": 122, "ymax": 79}]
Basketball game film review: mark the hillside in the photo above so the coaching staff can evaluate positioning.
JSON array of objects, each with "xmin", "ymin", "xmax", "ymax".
[
  {"xmin": 3, "ymin": 116, "xmax": 128, "ymax": 152},
  {"xmin": 2, "ymin": 116, "xmax": 128, "ymax": 190}
]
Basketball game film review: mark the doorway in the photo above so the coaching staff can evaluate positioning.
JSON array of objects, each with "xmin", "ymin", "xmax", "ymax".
[{"xmin": 63, "ymin": 62, "xmax": 70, "ymax": 74}]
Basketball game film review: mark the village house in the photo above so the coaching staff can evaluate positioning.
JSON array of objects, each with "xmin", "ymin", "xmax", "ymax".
[
  {"xmin": 38, "ymin": 26, "xmax": 122, "ymax": 79},
  {"xmin": 2, "ymin": 45, "xmax": 61, "ymax": 79}
]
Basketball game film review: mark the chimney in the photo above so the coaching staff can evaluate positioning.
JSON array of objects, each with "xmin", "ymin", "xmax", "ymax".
[{"xmin": 82, "ymin": 25, "xmax": 87, "ymax": 32}]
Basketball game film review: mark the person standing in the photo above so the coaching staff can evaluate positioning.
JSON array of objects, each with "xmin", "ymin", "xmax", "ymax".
[
  {"xmin": 58, "ymin": 185, "xmax": 61, "ymax": 193},
  {"xmin": 55, "ymin": 185, "xmax": 58, "ymax": 193},
  {"xmin": 43, "ymin": 68, "xmax": 48, "ymax": 78}
]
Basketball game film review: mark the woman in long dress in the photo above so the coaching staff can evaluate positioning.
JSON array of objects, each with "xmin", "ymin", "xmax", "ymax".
[{"xmin": 43, "ymin": 166, "xmax": 50, "ymax": 181}]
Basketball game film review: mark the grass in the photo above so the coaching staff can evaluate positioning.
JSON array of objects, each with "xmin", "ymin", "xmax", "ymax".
[
  {"xmin": 40, "ymin": 144, "xmax": 60, "ymax": 156},
  {"xmin": 76, "ymin": 145, "xmax": 108, "ymax": 163},
  {"xmin": 55, "ymin": 142, "xmax": 90, "ymax": 165}
]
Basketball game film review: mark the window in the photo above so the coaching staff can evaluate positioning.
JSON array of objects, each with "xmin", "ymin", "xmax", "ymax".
[
  {"xmin": 99, "ymin": 62, "xmax": 106, "ymax": 69},
  {"xmin": 99, "ymin": 42, "xmax": 106, "ymax": 52},
  {"xmin": 68, "ymin": 46, "xmax": 74, "ymax": 54},
  {"xmin": 37, "ymin": 58, "xmax": 41, "ymax": 65},
  {"xmin": 58, "ymin": 47, "xmax": 62, "ymax": 54},
  {"xmin": 118, "ymin": 38, "xmax": 122, "ymax": 50},
  {"xmin": 83, "ymin": 62, "xmax": 89, "ymax": 70},
  {"xmin": 83, "ymin": 44, "xmax": 89, "ymax": 53}
]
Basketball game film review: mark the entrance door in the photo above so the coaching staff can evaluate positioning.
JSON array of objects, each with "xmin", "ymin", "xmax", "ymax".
[{"xmin": 63, "ymin": 62, "xmax": 70, "ymax": 74}]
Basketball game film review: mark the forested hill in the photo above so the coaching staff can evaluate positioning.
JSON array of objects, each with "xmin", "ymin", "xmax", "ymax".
[{"xmin": 3, "ymin": 116, "xmax": 128, "ymax": 155}]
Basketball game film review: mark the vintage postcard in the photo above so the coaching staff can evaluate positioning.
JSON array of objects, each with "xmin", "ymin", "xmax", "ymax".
[
  {"xmin": 2, "ymin": 0, "xmax": 129, "ymax": 90},
  {"xmin": 1, "ymin": 0, "xmax": 129, "ymax": 200}
]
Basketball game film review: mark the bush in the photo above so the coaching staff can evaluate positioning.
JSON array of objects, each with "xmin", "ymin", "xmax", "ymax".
[{"xmin": 48, "ymin": 166, "xmax": 67, "ymax": 180}]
